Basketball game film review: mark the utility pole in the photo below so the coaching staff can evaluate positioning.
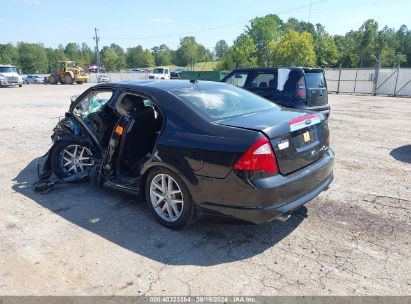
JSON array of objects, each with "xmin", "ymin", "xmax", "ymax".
[{"xmin": 94, "ymin": 28, "xmax": 100, "ymax": 74}]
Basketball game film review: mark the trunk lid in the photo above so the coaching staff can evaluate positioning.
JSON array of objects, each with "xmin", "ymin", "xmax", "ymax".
[{"xmin": 217, "ymin": 109, "xmax": 330, "ymax": 175}]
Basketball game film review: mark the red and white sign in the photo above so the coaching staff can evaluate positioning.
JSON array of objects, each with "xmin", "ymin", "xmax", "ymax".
[{"xmin": 288, "ymin": 114, "xmax": 321, "ymax": 132}]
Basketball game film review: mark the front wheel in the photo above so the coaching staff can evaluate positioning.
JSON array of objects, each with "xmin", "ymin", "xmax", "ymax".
[
  {"xmin": 64, "ymin": 73, "xmax": 74, "ymax": 85},
  {"xmin": 145, "ymin": 168, "xmax": 195, "ymax": 229},
  {"xmin": 51, "ymin": 140, "xmax": 94, "ymax": 178},
  {"xmin": 19, "ymin": 84, "xmax": 23, "ymax": 87}
]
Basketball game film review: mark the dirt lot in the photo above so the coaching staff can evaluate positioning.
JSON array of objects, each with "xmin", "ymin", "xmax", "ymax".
[{"xmin": 0, "ymin": 84, "xmax": 410, "ymax": 296}]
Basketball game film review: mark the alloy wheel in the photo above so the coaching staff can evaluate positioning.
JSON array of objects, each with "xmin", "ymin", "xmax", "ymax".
[
  {"xmin": 149, "ymin": 173, "xmax": 184, "ymax": 222},
  {"xmin": 60, "ymin": 144, "xmax": 94, "ymax": 175}
]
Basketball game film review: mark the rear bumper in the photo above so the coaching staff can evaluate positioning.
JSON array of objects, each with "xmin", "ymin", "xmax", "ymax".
[
  {"xmin": 300, "ymin": 104, "xmax": 330, "ymax": 118},
  {"xmin": 195, "ymin": 148, "xmax": 334, "ymax": 224}
]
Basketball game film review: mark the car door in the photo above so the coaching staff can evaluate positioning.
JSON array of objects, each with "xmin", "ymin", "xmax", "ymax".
[{"xmin": 243, "ymin": 70, "xmax": 277, "ymax": 100}]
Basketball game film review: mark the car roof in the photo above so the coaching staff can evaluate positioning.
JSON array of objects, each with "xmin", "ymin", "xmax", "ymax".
[
  {"xmin": 94, "ymin": 79, "xmax": 227, "ymax": 92},
  {"xmin": 231, "ymin": 67, "xmax": 324, "ymax": 73}
]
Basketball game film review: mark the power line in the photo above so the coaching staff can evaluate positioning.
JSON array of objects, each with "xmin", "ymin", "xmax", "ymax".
[{"xmin": 100, "ymin": 0, "xmax": 330, "ymax": 41}]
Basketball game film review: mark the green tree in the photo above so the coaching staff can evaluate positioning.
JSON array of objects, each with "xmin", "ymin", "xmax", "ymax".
[
  {"xmin": 101, "ymin": 46, "xmax": 118, "ymax": 71},
  {"xmin": 0, "ymin": 44, "xmax": 18, "ymax": 66},
  {"xmin": 109, "ymin": 43, "xmax": 126, "ymax": 70},
  {"xmin": 64, "ymin": 42, "xmax": 80, "ymax": 62},
  {"xmin": 214, "ymin": 40, "xmax": 229, "ymax": 59},
  {"xmin": 217, "ymin": 33, "xmax": 257, "ymax": 70},
  {"xmin": 395, "ymin": 25, "xmax": 411, "ymax": 67},
  {"xmin": 175, "ymin": 36, "xmax": 199, "ymax": 69},
  {"xmin": 282, "ymin": 18, "xmax": 315, "ymax": 36},
  {"xmin": 17, "ymin": 42, "xmax": 48, "ymax": 73},
  {"xmin": 45, "ymin": 47, "xmax": 66, "ymax": 72},
  {"xmin": 78, "ymin": 43, "xmax": 94, "ymax": 67},
  {"xmin": 152, "ymin": 44, "xmax": 172, "ymax": 66},
  {"xmin": 246, "ymin": 14, "xmax": 282, "ymax": 66},
  {"xmin": 314, "ymin": 24, "xmax": 339, "ymax": 67},
  {"xmin": 334, "ymin": 32, "xmax": 360, "ymax": 67},
  {"xmin": 197, "ymin": 44, "xmax": 212, "ymax": 62},
  {"xmin": 272, "ymin": 31, "xmax": 316, "ymax": 66},
  {"xmin": 357, "ymin": 19, "xmax": 379, "ymax": 67},
  {"xmin": 126, "ymin": 46, "xmax": 154, "ymax": 68}
]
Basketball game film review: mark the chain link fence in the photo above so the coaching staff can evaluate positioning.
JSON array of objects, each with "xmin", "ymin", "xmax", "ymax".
[{"xmin": 325, "ymin": 67, "xmax": 411, "ymax": 96}]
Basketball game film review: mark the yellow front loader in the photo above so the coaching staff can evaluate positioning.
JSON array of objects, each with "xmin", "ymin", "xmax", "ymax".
[{"xmin": 47, "ymin": 61, "xmax": 89, "ymax": 85}]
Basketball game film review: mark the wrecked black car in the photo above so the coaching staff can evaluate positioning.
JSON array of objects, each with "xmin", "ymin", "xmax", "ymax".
[{"xmin": 36, "ymin": 80, "xmax": 334, "ymax": 229}]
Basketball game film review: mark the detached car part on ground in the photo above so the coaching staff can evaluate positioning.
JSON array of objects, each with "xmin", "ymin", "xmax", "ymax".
[
  {"xmin": 35, "ymin": 80, "xmax": 334, "ymax": 229},
  {"xmin": 222, "ymin": 67, "xmax": 330, "ymax": 117},
  {"xmin": 0, "ymin": 65, "xmax": 23, "ymax": 87}
]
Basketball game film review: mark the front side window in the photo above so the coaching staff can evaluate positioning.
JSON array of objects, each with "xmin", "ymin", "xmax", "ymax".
[
  {"xmin": 73, "ymin": 90, "xmax": 113, "ymax": 118},
  {"xmin": 172, "ymin": 85, "xmax": 278, "ymax": 121}
]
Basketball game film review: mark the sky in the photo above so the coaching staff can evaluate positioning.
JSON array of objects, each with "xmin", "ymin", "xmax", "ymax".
[{"xmin": 1, "ymin": 0, "xmax": 410, "ymax": 51}]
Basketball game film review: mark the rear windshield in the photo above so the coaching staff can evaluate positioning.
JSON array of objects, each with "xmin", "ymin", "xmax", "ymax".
[
  {"xmin": 172, "ymin": 85, "xmax": 278, "ymax": 121},
  {"xmin": 305, "ymin": 72, "xmax": 326, "ymax": 89}
]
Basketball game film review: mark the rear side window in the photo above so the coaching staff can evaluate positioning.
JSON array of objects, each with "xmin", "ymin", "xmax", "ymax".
[
  {"xmin": 305, "ymin": 72, "xmax": 326, "ymax": 89},
  {"xmin": 224, "ymin": 72, "xmax": 248, "ymax": 88},
  {"xmin": 247, "ymin": 72, "xmax": 277, "ymax": 89}
]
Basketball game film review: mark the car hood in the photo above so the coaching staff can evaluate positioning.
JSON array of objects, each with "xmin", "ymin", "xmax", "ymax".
[{"xmin": 0, "ymin": 72, "xmax": 21, "ymax": 78}]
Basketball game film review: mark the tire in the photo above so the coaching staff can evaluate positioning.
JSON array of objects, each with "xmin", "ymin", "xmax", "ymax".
[
  {"xmin": 76, "ymin": 81, "xmax": 83, "ymax": 84},
  {"xmin": 64, "ymin": 73, "xmax": 74, "ymax": 85},
  {"xmin": 48, "ymin": 75, "xmax": 58, "ymax": 85},
  {"xmin": 51, "ymin": 140, "xmax": 94, "ymax": 178},
  {"xmin": 19, "ymin": 84, "xmax": 22, "ymax": 87},
  {"xmin": 145, "ymin": 167, "xmax": 195, "ymax": 229}
]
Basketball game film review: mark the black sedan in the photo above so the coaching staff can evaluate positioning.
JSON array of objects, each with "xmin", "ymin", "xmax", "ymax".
[{"xmin": 36, "ymin": 80, "xmax": 334, "ymax": 229}]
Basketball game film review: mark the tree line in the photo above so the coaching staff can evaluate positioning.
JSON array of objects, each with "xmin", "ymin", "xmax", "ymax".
[{"xmin": 0, "ymin": 14, "xmax": 409, "ymax": 74}]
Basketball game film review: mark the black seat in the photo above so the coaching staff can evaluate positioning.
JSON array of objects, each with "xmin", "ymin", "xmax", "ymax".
[
  {"xmin": 269, "ymin": 79, "xmax": 277, "ymax": 88},
  {"xmin": 121, "ymin": 102, "xmax": 156, "ymax": 172}
]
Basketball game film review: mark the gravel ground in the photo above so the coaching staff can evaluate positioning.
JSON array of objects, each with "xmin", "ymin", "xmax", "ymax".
[{"xmin": 0, "ymin": 84, "xmax": 410, "ymax": 296}]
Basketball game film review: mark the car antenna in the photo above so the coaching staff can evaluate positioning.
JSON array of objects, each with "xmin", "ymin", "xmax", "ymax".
[{"xmin": 190, "ymin": 61, "xmax": 208, "ymax": 86}]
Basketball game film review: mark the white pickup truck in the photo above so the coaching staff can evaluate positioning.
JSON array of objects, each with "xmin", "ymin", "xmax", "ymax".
[
  {"xmin": 148, "ymin": 67, "xmax": 171, "ymax": 80},
  {"xmin": 0, "ymin": 65, "xmax": 23, "ymax": 87}
]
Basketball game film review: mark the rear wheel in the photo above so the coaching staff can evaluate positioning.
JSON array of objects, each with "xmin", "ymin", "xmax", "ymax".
[
  {"xmin": 19, "ymin": 84, "xmax": 22, "ymax": 87},
  {"xmin": 51, "ymin": 141, "xmax": 94, "ymax": 178},
  {"xmin": 64, "ymin": 73, "xmax": 74, "ymax": 85},
  {"xmin": 145, "ymin": 168, "xmax": 195, "ymax": 229},
  {"xmin": 76, "ymin": 81, "xmax": 83, "ymax": 84}
]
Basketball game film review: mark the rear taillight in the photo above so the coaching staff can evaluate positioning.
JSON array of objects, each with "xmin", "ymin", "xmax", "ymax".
[
  {"xmin": 297, "ymin": 76, "xmax": 306, "ymax": 98},
  {"xmin": 234, "ymin": 137, "xmax": 278, "ymax": 174}
]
